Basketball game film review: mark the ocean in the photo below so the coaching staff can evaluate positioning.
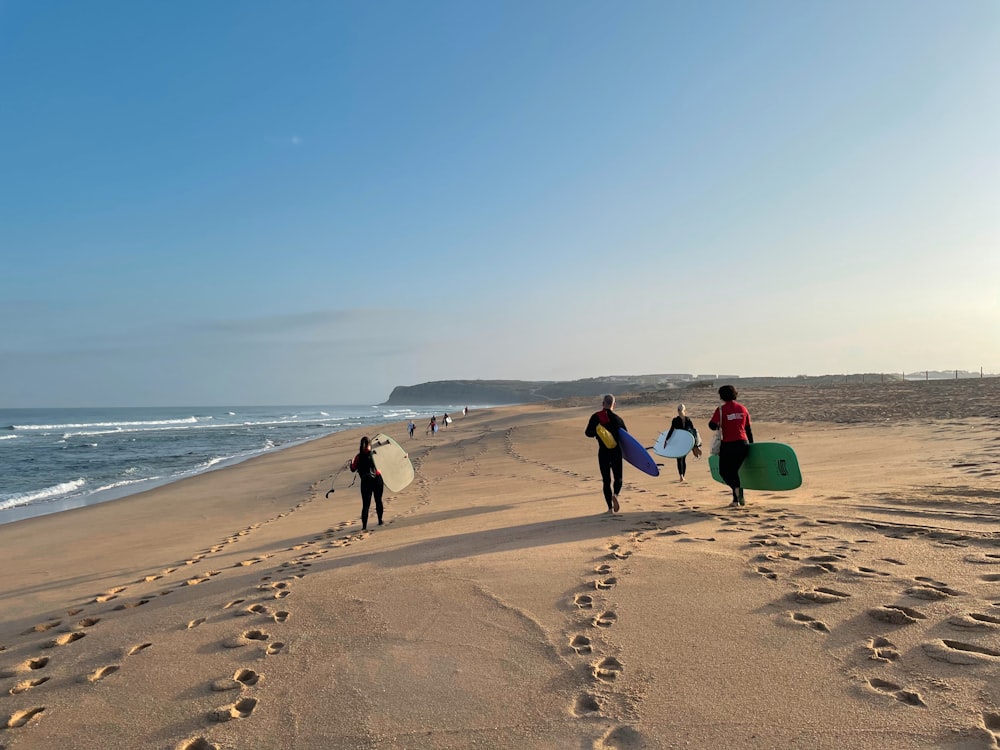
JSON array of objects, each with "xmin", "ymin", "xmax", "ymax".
[{"xmin": 0, "ymin": 404, "xmax": 452, "ymax": 525}]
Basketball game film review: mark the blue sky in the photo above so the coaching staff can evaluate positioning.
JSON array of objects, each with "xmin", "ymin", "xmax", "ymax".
[{"xmin": 2, "ymin": 1, "xmax": 997, "ymax": 406}]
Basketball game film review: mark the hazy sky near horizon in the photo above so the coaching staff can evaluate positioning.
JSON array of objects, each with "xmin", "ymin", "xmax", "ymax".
[{"xmin": 2, "ymin": 1, "xmax": 998, "ymax": 407}]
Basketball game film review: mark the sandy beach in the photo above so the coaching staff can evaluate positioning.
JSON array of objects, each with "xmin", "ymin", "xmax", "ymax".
[{"xmin": 2, "ymin": 379, "xmax": 999, "ymax": 750}]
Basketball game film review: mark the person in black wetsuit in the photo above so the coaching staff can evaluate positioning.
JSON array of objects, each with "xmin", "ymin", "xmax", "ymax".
[
  {"xmin": 349, "ymin": 436, "xmax": 384, "ymax": 529},
  {"xmin": 663, "ymin": 403, "xmax": 700, "ymax": 482},
  {"xmin": 584, "ymin": 394, "xmax": 626, "ymax": 513}
]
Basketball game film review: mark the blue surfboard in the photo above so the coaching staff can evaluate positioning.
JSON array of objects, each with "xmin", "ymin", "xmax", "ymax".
[{"xmin": 619, "ymin": 429, "xmax": 659, "ymax": 477}]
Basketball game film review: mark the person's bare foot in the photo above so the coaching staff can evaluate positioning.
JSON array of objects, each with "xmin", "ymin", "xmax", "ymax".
[{"xmin": 612, "ymin": 495, "xmax": 620, "ymax": 513}]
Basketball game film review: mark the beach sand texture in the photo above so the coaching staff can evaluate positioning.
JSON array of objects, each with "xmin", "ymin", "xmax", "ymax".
[{"xmin": 2, "ymin": 379, "xmax": 999, "ymax": 749}]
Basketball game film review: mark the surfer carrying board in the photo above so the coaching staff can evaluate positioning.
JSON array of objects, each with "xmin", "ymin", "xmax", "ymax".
[
  {"xmin": 349, "ymin": 436, "xmax": 385, "ymax": 529},
  {"xmin": 584, "ymin": 394, "xmax": 627, "ymax": 513},
  {"xmin": 663, "ymin": 403, "xmax": 700, "ymax": 482},
  {"xmin": 708, "ymin": 385, "xmax": 754, "ymax": 507}
]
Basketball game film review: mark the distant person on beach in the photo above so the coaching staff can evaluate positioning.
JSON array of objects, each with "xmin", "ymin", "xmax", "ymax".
[
  {"xmin": 585, "ymin": 394, "xmax": 626, "ymax": 513},
  {"xmin": 427, "ymin": 415, "xmax": 437, "ymax": 436},
  {"xmin": 463, "ymin": 406, "xmax": 468, "ymax": 416},
  {"xmin": 708, "ymin": 385, "xmax": 754, "ymax": 506},
  {"xmin": 407, "ymin": 421, "xmax": 416, "ymax": 439},
  {"xmin": 349, "ymin": 436, "xmax": 384, "ymax": 530},
  {"xmin": 442, "ymin": 413, "xmax": 449, "ymax": 429},
  {"xmin": 663, "ymin": 403, "xmax": 701, "ymax": 482}
]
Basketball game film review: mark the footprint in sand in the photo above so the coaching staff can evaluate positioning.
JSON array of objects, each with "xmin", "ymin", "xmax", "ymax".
[
  {"xmin": 41, "ymin": 632, "xmax": 85, "ymax": 648},
  {"xmin": 593, "ymin": 578, "xmax": 617, "ymax": 590},
  {"xmin": 756, "ymin": 566, "xmax": 778, "ymax": 581},
  {"xmin": 21, "ymin": 620, "xmax": 61, "ymax": 635},
  {"xmin": 223, "ymin": 599, "xmax": 246, "ymax": 609},
  {"xmin": 187, "ymin": 618, "xmax": 206, "ymax": 629},
  {"xmin": 5, "ymin": 706, "xmax": 46, "ymax": 728},
  {"xmin": 272, "ymin": 611, "xmax": 290, "ymax": 623},
  {"xmin": 127, "ymin": 643, "xmax": 152, "ymax": 656},
  {"xmin": 982, "ymin": 712, "xmax": 1000, "ymax": 746},
  {"xmin": 112, "ymin": 598, "xmax": 151, "ymax": 610},
  {"xmin": 965, "ymin": 553, "xmax": 1000, "ymax": 565},
  {"xmin": 86, "ymin": 665, "xmax": 119, "ymax": 682},
  {"xmin": 594, "ymin": 564, "xmax": 613, "ymax": 575},
  {"xmin": 948, "ymin": 612, "xmax": 1000, "ymax": 629},
  {"xmin": 78, "ymin": 617, "xmax": 100, "ymax": 628},
  {"xmin": 0, "ymin": 657, "xmax": 49, "ymax": 678},
  {"xmin": 592, "ymin": 611, "xmax": 617, "ymax": 629},
  {"xmin": 868, "ymin": 605, "xmax": 928, "ymax": 625},
  {"xmin": 574, "ymin": 594, "xmax": 594, "ymax": 610},
  {"xmin": 9, "ymin": 677, "xmax": 50, "ymax": 695},
  {"xmin": 570, "ymin": 635, "xmax": 593, "ymax": 655},
  {"xmin": 594, "ymin": 724, "xmax": 645, "ymax": 749},
  {"xmin": 795, "ymin": 587, "xmax": 851, "ymax": 604},
  {"xmin": 223, "ymin": 630, "xmax": 270, "ymax": 648},
  {"xmin": 210, "ymin": 696, "xmax": 258, "ymax": 722},
  {"xmin": 592, "ymin": 656, "xmax": 624, "ymax": 683},
  {"xmin": 866, "ymin": 636, "xmax": 901, "ymax": 662},
  {"xmin": 787, "ymin": 612, "xmax": 830, "ymax": 633},
  {"xmin": 572, "ymin": 692, "xmax": 602, "ymax": 717},
  {"xmin": 265, "ymin": 642, "xmax": 285, "ymax": 656},
  {"xmin": 211, "ymin": 668, "xmax": 263, "ymax": 691},
  {"xmin": 923, "ymin": 639, "xmax": 1000, "ymax": 665},
  {"xmin": 904, "ymin": 584, "xmax": 961, "ymax": 600},
  {"xmin": 866, "ymin": 678, "xmax": 926, "ymax": 707}
]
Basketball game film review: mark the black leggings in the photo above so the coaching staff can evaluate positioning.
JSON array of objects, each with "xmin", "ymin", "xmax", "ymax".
[
  {"xmin": 675, "ymin": 456, "xmax": 687, "ymax": 477},
  {"xmin": 719, "ymin": 441, "xmax": 750, "ymax": 495},
  {"xmin": 360, "ymin": 477, "xmax": 384, "ymax": 528},
  {"xmin": 598, "ymin": 448, "xmax": 623, "ymax": 508}
]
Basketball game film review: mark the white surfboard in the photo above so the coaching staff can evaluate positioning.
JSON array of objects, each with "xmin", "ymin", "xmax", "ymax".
[
  {"xmin": 653, "ymin": 429, "xmax": 696, "ymax": 458},
  {"xmin": 371, "ymin": 433, "xmax": 415, "ymax": 492}
]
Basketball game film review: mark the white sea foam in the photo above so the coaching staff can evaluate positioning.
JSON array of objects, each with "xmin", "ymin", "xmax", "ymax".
[
  {"xmin": 91, "ymin": 477, "xmax": 160, "ymax": 495},
  {"xmin": 196, "ymin": 456, "xmax": 228, "ymax": 471},
  {"xmin": 0, "ymin": 478, "xmax": 87, "ymax": 510},
  {"xmin": 16, "ymin": 417, "xmax": 199, "ymax": 431},
  {"xmin": 0, "ymin": 435, "xmax": 17, "ymax": 441}
]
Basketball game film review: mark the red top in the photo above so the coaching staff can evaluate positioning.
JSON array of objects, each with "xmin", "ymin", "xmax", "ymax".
[{"xmin": 711, "ymin": 401, "xmax": 751, "ymax": 442}]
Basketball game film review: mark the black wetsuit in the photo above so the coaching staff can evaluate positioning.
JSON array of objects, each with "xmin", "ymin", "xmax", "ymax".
[
  {"xmin": 665, "ymin": 415, "xmax": 696, "ymax": 478},
  {"xmin": 585, "ymin": 409, "xmax": 626, "ymax": 509},
  {"xmin": 351, "ymin": 449, "xmax": 384, "ymax": 529}
]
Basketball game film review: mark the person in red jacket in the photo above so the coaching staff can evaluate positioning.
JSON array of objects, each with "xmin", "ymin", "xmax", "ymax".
[
  {"xmin": 350, "ymin": 436, "xmax": 384, "ymax": 529},
  {"xmin": 708, "ymin": 385, "xmax": 754, "ymax": 507},
  {"xmin": 585, "ymin": 394, "xmax": 627, "ymax": 513}
]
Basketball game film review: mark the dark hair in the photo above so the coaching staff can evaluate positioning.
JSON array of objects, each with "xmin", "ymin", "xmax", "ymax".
[
  {"xmin": 359, "ymin": 436, "xmax": 370, "ymax": 452},
  {"xmin": 718, "ymin": 385, "xmax": 738, "ymax": 402}
]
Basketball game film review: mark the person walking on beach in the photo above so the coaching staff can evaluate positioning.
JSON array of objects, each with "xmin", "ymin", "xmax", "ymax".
[
  {"xmin": 585, "ymin": 394, "xmax": 626, "ymax": 513},
  {"xmin": 663, "ymin": 403, "xmax": 700, "ymax": 482},
  {"xmin": 407, "ymin": 421, "xmax": 416, "ymax": 439},
  {"xmin": 349, "ymin": 436, "xmax": 384, "ymax": 530},
  {"xmin": 426, "ymin": 415, "xmax": 437, "ymax": 436},
  {"xmin": 708, "ymin": 385, "xmax": 754, "ymax": 506}
]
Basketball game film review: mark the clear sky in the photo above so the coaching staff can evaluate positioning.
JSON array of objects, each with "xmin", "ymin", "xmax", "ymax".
[{"xmin": 2, "ymin": 1, "xmax": 998, "ymax": 407}]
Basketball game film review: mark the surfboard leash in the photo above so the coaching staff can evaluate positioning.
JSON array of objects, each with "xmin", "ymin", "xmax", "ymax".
[{"xmin": 324, "ymin": 461, "xmax": 356, "ymax": 497}]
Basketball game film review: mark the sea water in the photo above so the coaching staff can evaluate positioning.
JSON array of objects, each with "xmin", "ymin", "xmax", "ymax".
[{"xmin": 0, "ymin": 404, "xmax": 451, "ymax": 525}]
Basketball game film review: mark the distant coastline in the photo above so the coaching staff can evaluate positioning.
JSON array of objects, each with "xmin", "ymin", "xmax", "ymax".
[{"xmin": 382, "ymin": 371, "xmax": 997, "ymax": 406}]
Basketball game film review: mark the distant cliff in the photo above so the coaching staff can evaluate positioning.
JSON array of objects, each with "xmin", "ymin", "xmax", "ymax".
[
  {"xmin": 381, "ymin": 375, "xmax": 696, "ymax": 405},
  {"xmin": 381, "ymin": 372, "xmax": 927, "ymax": 406}
]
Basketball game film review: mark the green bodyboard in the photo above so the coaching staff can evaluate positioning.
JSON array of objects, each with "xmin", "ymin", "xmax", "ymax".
[{"xmin": 708, "ymin": 442, "xmax": 802, "ymax": 491}]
